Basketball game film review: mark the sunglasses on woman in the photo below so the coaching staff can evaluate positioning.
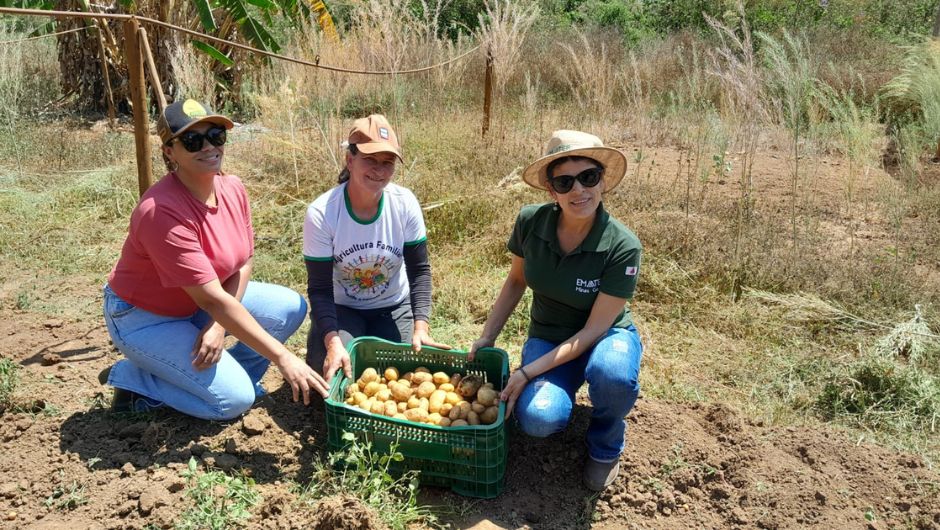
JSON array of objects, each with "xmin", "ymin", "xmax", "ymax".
[
  {"xmin": 170, "ymin": 126, "xmax": 227, "ymax": 153},
  {"xmin": 548, "ymin": 167, "xmax": 604, "ymax": 194}
]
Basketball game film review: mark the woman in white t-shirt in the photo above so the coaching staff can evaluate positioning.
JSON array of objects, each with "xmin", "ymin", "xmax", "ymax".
[{"xmin": 303, "ymin": 114, "xmax": 450, "ymax": 382}]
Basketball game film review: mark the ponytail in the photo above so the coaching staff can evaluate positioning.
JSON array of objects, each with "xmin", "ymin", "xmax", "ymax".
[{"xmin": 337, "ymin": 144, "xmax": 359, "ymax": 184}]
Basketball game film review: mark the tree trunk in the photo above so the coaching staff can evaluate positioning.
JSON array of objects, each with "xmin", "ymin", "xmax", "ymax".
[{"xmin": 932, "ymin": 1, "xmax": 940, "ymax": 38}]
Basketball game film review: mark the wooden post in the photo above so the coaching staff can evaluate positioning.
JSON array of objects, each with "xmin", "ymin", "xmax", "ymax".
[
  {"xmin": 482, "ymin": 45, "xmax": 493, "ymax": 139},
  {"xmin": 123, "ymin": 18, "xmax": 153, "ymax": 197},
  {"xmin": 93, "ymin": 19, "xmax": 116, "ymax": 129},
  {"xmin": 138, "ymin": 26, "xmax": 167, "ymax": 112}
]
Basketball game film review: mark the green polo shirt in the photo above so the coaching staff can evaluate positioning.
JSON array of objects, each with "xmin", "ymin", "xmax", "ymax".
[{"xmin": 508, "ymin": 202, "xmax": 642, "ymax": 343}]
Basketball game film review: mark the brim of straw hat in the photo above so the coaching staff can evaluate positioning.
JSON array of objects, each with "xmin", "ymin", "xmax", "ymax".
[{"xmin": 521, "ymin": 146, "xmax": 627, "ymax": 192}]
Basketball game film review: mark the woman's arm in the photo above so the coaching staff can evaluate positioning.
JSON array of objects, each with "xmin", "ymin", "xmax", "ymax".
[
  {"xmin": 305, "ymin": 259, "xmax": 351, "ymax": 382},
  {"xmin": 403, "ymin": 241, "xmax": 451, "ymax": 352},
  {"xmin": 183, "ymin": 280, "xmax": 329, "ymax": 404},
  {"xmin": 192, "ymin": 258, "xmax": 253, "ymax": 370},
  {"xmin": 500, "ymin": 291, "xmax": 627, "ymax": 416},
  {"xmin": 469, "ymin": 255, "xmax": 528, "ymax": 360}
]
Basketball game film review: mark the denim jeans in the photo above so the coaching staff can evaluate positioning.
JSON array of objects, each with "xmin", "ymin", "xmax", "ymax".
[
  {"xmin": 102, "ymin": 282, "xmax": 307, "ymax": 420},
  {"xmin": 514, "ymin": 326, "xmax": 643, "ymax": 462},
  {"xmin": 306, "ymin": 301, "xmax": 413, "ymax": 374}
]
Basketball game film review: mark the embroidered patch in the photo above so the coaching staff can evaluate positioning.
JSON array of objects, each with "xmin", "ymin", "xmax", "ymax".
[
  {"xmin": 625, "ymin": 266, "xmax": 638, "ymax": 276},
  {"xmin": 379, "ymin": 127, "xmax": 389, "ymax": 139}
]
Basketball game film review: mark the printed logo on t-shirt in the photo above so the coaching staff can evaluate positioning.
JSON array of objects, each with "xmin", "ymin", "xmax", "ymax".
[
  {"xmin": 575, "ymin": 278, "xmax": 600, "ymax": 294},
  {"xmin": 340, "ymin": 254, "xmax": 395, "ymax": 300},
  {"xmin": 625, "ymin": 266, "xmax": 638, "ymax": 276}
]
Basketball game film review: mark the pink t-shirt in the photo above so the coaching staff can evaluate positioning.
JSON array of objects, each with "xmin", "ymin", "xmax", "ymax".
[{"xmin": 108, "ymin": 172, "xmax": 254, "ymax": 316}]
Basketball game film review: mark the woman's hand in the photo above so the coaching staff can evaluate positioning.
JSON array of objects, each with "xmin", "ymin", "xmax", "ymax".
[
  {"xmin": 323, "ymin": 338, "xmax": 352, "ymax": 383},
  {"xmin": 412, "ymin": 320, "xmax": 451, "ymax": 352},
  {"xmin": 276, "ymin": 353, "xmax": 329, "ymax": 404},
  {"xmin": 500, "ymin": 369, "xmax": 530, "ymax": 418},
  {"xmin": 192, "ymin": 322, "xmax": 226, "ymax": 370},
  {"xmin": 468, "ymin": 336, "xmax": 495, "ymax": 361}
]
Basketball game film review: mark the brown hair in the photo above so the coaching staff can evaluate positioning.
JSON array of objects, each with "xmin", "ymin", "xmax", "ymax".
[{"xmin": 337, "ymin": 144, "xmax": 360, "ymax": 184}]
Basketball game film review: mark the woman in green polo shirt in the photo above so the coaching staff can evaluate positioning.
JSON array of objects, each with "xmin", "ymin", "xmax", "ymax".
[{"xmin": 470, "ymin": 130, "xmax": 643, "ymax": 492}]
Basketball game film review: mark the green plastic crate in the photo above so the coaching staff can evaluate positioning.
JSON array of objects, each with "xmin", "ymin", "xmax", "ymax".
[{"xmin": 324, "ymin": 336, "xmax": 509, "ymax": 498}]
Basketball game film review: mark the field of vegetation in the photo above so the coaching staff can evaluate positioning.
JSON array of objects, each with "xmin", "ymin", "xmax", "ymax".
[{"xmin": 1, "ymin": 1, "xmax": 940, "ymax": 528}]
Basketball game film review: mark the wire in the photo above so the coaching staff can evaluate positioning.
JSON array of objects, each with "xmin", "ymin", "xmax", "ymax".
[
  {"xmin": 0, "ymin": 6, "xmax": 480, "ymax": 76},
  {"xmin": 0, "ymin": 25, "xmax": 87, "ymax": 44}
]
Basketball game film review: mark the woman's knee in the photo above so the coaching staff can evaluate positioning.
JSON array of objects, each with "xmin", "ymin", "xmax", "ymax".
[
  {"xmin": 245, "ymin": 282, "xmax": 307, "ymax": 339},
  {"xmin": 515, "ymin": 387, "xmax": 572, "ymax": 438},
  {"xmin": 211, "ymin": 384, "xmax": 256, "ymax": 420}
]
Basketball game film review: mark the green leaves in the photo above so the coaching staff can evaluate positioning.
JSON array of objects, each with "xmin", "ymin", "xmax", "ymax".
[
  {"xmin": 192, "ymin": 0, "xmax": 217, "ymax": 32},
  {"xmin": 192, "ymin": 40, "xmax": 234, "ymax": 66}
]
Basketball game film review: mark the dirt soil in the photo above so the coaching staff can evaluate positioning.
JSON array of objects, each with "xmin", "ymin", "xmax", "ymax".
[
  {"xmin": 2, "ymin": 144, "xmax": 940, "ymax": 529},
  {"xmin": 0, "ymin": 304, "xmax": 938, "ymax": 530}
]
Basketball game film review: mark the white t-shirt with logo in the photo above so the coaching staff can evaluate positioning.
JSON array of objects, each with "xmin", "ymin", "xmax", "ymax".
[{"xmin": 303, "ymin": 182, "xmax": 427, "ymax": 309}]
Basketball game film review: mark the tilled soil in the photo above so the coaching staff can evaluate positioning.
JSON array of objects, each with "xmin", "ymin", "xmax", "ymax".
[{"xmin": 1, "ymin": 314, "xmax": 939, "ymax": 529}]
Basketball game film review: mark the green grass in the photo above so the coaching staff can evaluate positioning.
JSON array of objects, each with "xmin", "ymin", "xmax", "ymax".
[
  {"xmin": 0, "ymin": 357, "xmax": 19, "ymax": 409},
  {"xmin": 177, "ymin": 457, "xmax": 261, "ymax": 530},
  {"xmin": 296, "ymin": 431, "xmax": 437, "ymax": 530}
]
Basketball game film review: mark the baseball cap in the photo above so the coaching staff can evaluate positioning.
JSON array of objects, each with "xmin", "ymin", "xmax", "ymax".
[
  {"xmin": 347, "ymin": 114, "xmax": 402, "ymax": 162},
  {"xmin": 156, "ymin": 99, "xmax": 234, "ymax": 144}
]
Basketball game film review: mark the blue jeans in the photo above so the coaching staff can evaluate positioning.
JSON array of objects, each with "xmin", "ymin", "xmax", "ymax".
[
  {"xmin": 514, "ymin": 326, "xmax": 643, "ymax": 462},
  {"xmin": 102, "ymin": 282, "xmax": 307, "ymax": 420}
]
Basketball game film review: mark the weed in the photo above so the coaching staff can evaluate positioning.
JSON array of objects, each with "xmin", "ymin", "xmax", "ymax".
[
  {"xmin": 0, "ymin": 357, "xmax": 18, "ymax": 409},
  {"xmin": 177, "ymin": 457, "xmax": 261, "ymax": 530},
  {"xmin": 44, "ymin": 481, "xmax": 88, "ymax": 511},
  {"xmin": 297, "ymin": 431, "xmax": 436, "ymax": 530}
]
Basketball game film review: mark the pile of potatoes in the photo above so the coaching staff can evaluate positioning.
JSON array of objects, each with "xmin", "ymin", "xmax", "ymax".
[{"xmin": 343, "ymin": 366, "xmax": 500, "ymax": 427}]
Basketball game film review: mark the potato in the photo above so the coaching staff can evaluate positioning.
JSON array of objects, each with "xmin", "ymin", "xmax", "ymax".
[
  {"xmin": 359, "ymin": 397, "xmax": 373, "ymax": 411},
  {"xmin": 440, "ymin": 403, "xmax": 453, "ymax": 416},
  {"xmin": 401, "ymin": 371, "xmax": 414, "ymax": 383},
  {"xmin": 449, "ymin": 401, "xmax": 471, "ymax": 420},
  {"xmin": 428, "ymin": 390, "xmax": 447, "ymax": 413},
  {"xmin": 398, "ymin": 379, "xmax": 412, "ymax": 388},
  {"xmin": 363, "ymin": 381, "xmax": 381, "ymax": 397},
  {"xmin": 375, "ymin": 388, "xmax": 392, "ymax": 402},
  {"xmin": 416, "ymin": 381, "xmax": 437, "ymax": 399},
  {"xmin": 384, "ymin": 367, "xmax": 399, "ymax": 382},
  {"xmin": 432, "ymin": 372, "xmax": 450, "ymax": 385},
  {"xmin": 467, "ymin": 411, "xmax": 480, "ymax": 425},
  {"xmin": 345, "ymin": 396, "xmax": 355, "ymax": 405},
  {"xmin": 457, "ymin": 374, "xmax": 482, "ymax": 398},
  {"xmin": 345, "ymin": 382, "xmax": 361, "ymax": 398},
  {"xmin": 477, "ymin": 388, "xmax": 499, "ymax": 407},
  {"xmin": 482, "ymin": 382, "xmax": 494, "ymax": 390},
  {"xmin": 438, "ymin": 383, "xmax": 455, "ymax": 393},
  {"xmin": 352, "ymin": 392, "xmax": 368, "ymax": 406},
  {"xmin": 397, "ymin": 401, "xmax": 408, "ymax": 413},
  {"xmin": 412, "ymin": 372, "xmax": 433, "ymax": 385},
  {"xmin": 418, "ymin": 397, "xmax": 430, "ymax": 412},
  {"xmin": 428, "ymin": 412, "xmax": 443, "ymax": 425},
  {"xmin": 449, "ymin": 373, "xmax": 462, "ymax": 387},
  {"xmin": 438, "ymin": 417, "xmax": 452, "ymax": 427},
  {"xmin": 360, "ymin": 368, "xmax": 379, "ymax": 384},
  {"xmin": 444, "ymin": 392, "xmax": 463, "ymax": 406},
  {"xmin": 370, "ymin": 400, "xmax": 386, "ymax": 414},
  {"xmin": 384, "ymin": 401, "xmax": 398, "ymax": 417},
  {"xmin": 407, "ymin": 396, "xmax": 421, "ymax": 409},
  {"xmin": 404, "ymin": 408, "xmax": 428, "ymax": 423},
  {"xmin": 393, "ymin": 413, "xmax": 407, "ymax": 420},
  {"xmin": 451, "ymin": 419, "xmax": 468, "ymax": 427},
  {"xmin": 390, "ymin": 382, "xmax": 412, "ymax": 402},
  {"xmin": 481, "ymin": 406, "xmax": 499, "ymax": 425},
  {"xmin": 471, "ymin": 401, "xmax": 486, "ymax": 414},
  {"xmin": 414, "ymin": 366, "xmax": 431, "ymax": 374},
  {"xmin": 379, "ymin": 377, "xmax": 387, "ymax": 385}
]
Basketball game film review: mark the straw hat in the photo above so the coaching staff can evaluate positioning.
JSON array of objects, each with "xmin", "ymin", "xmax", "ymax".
[{"xmin": 521, "ymin": 130, "xmax": 626, "ymax": 192}]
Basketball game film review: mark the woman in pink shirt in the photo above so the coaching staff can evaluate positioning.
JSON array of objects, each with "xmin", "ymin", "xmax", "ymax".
[{"xmin": 100, "ymin": 99, "xmax": 328, "ymax": 419}]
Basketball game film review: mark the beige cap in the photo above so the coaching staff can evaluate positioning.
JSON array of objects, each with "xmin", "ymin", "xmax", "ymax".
[
  {"xmin": 521, "ymin": 130, "xmax": 627, "ymax": 192},
  {"xmin": 347, "ymin": 114, "xmax": 402, "ymax": 162}
]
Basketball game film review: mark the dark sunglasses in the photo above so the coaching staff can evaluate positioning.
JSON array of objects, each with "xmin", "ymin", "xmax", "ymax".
[
  {"xmin": 547, "ymin": 167, "xmax": 604, "ymax": 194},
  {"xmin": 170, "ymin": 126, "xmax": 227, "ymax": 152}
]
